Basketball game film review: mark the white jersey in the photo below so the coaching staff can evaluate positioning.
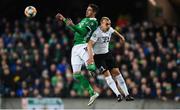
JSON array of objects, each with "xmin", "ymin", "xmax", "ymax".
[{"xmin": 90, "ymin": 26, "xmax": 115, "ymax": 54}]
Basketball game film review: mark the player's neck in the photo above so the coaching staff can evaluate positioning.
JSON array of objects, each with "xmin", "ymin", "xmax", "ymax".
[
  {"xmin": 88, "ymin": 15, "xmax": 95, "ymax": 18},
  {"xmin": 100, "ymin": 27, "xmax": 108, "ymax": 32}
]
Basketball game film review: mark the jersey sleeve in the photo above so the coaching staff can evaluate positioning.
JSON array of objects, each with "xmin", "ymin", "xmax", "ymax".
[
  {"xmin": 90, "ymin": 31, "xmax": 98, "ymax": 42},
  {"xmin": 63, "ymin": 18, "xmax": 88, "ymax": 35},
  {"xmin": 86, "ymin": 20, "xmax": 98, "ymax": 31},
  {"xmin": 71, "ymin": 25, "xmax": 88, "ymax": 36},
  {"xmin": 109, "ymin": 27, "xmax": 115, "ymax": 34}
]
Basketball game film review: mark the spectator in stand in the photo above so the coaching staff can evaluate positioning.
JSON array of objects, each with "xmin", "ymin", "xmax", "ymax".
[{"xmin": 0, "ymin": 18, "xmax": 179, "ymax": 102}]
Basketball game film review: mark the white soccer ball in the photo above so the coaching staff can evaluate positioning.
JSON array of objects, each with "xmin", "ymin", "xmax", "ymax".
[{"xmin": 24, "ymin": 6, "xmax": 37, "ymax": 18}]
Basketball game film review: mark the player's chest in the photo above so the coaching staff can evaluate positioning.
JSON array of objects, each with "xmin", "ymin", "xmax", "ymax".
[
  {"xmin": 78, "ymin": 20, "xmax": 88, "ymax": 27},
  {"xmin": 97, "ymin": 33, "xmax": 111, "ymax": 43}
]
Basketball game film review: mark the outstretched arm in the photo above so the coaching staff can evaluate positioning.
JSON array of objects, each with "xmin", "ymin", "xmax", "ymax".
[
  {"xmin": 56, "ymin": 13, "xmax": 88, "ymax": 35},
  {"xmin": 69, "ymin": 21, "xmax": 88, "ymax": 36},
  {"xmin": 113, "ymin": 30, "xmax": 125, "ymax": 45},
  {"xmin": 56, "ymin": 13, "xmax": 75, "ymax": 32}
]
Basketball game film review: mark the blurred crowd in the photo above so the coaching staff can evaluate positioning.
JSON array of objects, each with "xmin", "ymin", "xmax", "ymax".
[{"xmin": 0, "ymin": 17, "xmax": 179, "ymax": 102}]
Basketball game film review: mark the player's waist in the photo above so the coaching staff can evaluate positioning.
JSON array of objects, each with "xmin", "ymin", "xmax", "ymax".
[
  {"xmin": 94, "ymin": 52, "xmax": 112, "ymax": 58},
  {"xmin": 73, "ymin": 40, "xmax": 86, "ymax": 46},
  {"xmin": 93, "ymin": 48, "xmax": 109, "ymax": 54},
  {"xmin": 72, "ymin": 43, "xmax": 87, "ymax": 48}
]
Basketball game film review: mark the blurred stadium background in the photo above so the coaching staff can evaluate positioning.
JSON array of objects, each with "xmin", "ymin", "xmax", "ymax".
[{"xmin": 0, "ymin": 0, "xmax": 179, "ymax": 109}]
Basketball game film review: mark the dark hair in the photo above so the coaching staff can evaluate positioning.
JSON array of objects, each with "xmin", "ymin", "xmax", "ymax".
[{"xmin": 88, "ymin": 4, "xmax": 99, "ymax": 14}]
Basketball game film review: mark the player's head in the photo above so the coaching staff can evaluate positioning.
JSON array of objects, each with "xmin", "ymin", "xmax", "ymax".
[
  {"xmin": 86, "ymin": 4, "xmax": 99, "ymax": 18},
  {"xmin": 100, "ymin": 17, "xmax": 111, "ymax": 32}
]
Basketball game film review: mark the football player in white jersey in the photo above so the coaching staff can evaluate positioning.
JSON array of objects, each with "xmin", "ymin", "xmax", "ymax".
[{"xmin": 87, "ymin": 17, "xmax": 134, "ymax": 101}]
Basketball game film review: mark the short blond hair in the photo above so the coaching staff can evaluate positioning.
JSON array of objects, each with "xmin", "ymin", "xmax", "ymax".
[{"xmin": 100, "ymin": 17, "xmax": 111, "ymax": 23}]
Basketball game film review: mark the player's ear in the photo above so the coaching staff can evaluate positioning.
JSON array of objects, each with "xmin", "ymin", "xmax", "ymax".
[
  {"xmin": 94, "ymin": 12, "xmax": 96, "ymax": 16},
  {"xmin": 92, "ymin": 11, "xmax": 96, "ymax": 16}
]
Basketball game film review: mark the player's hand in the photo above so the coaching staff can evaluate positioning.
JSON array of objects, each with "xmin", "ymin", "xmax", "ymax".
[
  {"xmin": 87, "ymin": 57, "xmax": 94, "ymax": 65},
  {"xmin": 66, "ymin": 18, "xmax": 74, "ymax": 26},
  {"xmin": 56, "ymin": 13, "xmax": 65, "ymax": 21},
  {"xmin": 120, "ymin": 37, "xmax": 125, "ymax": 45}
]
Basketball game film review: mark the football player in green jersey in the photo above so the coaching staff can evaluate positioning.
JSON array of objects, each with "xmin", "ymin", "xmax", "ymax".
[{"xmin": 56, "ymin": 4, "xmax": 99, "ymax": 106}]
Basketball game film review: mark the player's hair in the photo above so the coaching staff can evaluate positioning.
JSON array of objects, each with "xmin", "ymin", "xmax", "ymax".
[
  {"xmin": 88, "ymin": 4, "xmax": 99, "ymax": 14},
  {"xmin": 100, "ymin": 17, "xmax": 111, "ymax": 22}
]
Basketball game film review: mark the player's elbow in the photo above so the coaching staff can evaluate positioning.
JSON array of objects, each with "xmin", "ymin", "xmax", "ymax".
[
  {"xmin": 88, "ymin": 40, "xmax": 94, "ymax": 47},
  {"xmin": 87, "ymin": 43, "xmax": 93, "ymax": 49},
  {"xmin": 78, "ymin": 28, "xmax": 88, "ymax": 35}
]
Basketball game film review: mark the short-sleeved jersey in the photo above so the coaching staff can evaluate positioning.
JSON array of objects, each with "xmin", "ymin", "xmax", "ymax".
[
  {"xmin": 73, "ymin": 18, "xmax": 98, "ymax": 45},
  {"xmin": 90, "ymin": 26, "xmax": 115, "ymax": 54}
]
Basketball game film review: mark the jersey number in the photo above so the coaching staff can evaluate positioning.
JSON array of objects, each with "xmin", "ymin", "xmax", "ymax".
[{"xmin": 102, "ymin": 37, "xmax": 110, "ymax": 43}]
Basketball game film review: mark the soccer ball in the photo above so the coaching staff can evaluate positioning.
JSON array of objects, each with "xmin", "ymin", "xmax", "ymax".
[{"xmin": 24, "ymin": 6, "xmax": 37, "ymax": 18}]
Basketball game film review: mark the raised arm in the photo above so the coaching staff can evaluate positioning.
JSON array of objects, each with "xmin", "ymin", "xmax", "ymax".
[
  {"xmin": 70, "ymin": 22, "xmax": 88, "ymax": 36},
  {"xmin": 56, "ymin": 13, "xmax": 76, "ymax": 32},
  {"xmin": 56, "ymin": 13, "xmax": 89, "ymax": 35},
  {"xmin": 113, "ymin": 30, "xmax": 125, "ymax": 45}
]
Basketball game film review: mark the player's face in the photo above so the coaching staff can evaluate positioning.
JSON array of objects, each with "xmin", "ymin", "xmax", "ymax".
[
  {"xmin": 86, "ymin": 6, "xmax": 95, "ymax": 17},
  {"xmin": 100, "ymin": 20, "xmax": 111, "ymax": 32}
]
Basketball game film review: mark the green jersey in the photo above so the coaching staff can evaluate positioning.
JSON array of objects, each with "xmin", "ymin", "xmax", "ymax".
[{"xmin": 66, "ymin": 18, "xmax": 98, "ymax": 45}]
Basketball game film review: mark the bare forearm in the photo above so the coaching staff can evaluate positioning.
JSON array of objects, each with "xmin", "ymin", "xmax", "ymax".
[
  {"xmin": 87, "ymin": 40, "xmax": 95, "ymax": 61},
  {"xmin": 87, "ymin": 43, "xmax": 94, "ymax": 59},
  {"xmin": 87, "ymin": 41, "xmax": 96, "ymax": 71},
  {"xmin": 114, "ymin": 30, "xmax": 125, "ymax": 44}
]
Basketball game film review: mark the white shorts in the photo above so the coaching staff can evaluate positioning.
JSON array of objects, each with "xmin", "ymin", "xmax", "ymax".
[{"xmin": 71, "ymin": 43, "xmax": 89, "ymax": 73}]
